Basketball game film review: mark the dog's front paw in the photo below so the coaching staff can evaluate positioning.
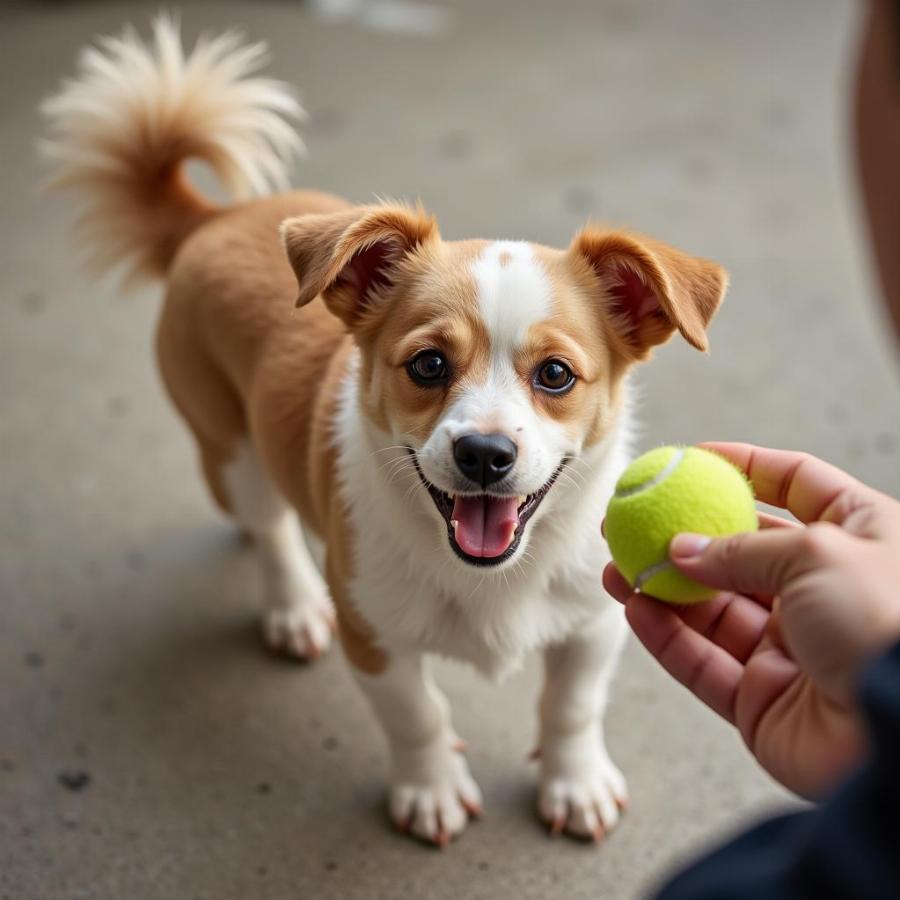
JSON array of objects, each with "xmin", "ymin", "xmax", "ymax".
[
  {"xmin": 262, "ymin": 600, "xmax": 335, "ymax": 660},
  {"xmin": 389, "ymin": 746, "xmax": 483, "ymax": 848},
  {"xmin": 538, "ymin": 738, "xmax": 628, "ymax": 842}
]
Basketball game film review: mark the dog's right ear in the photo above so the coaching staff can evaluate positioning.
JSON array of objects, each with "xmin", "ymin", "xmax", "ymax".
[
  {"xmin": 280, "ymin": 203, "xmax": 439, "ymax": 327},
  {"xmin": 569, "ymin": 227, "xmax": 727, "ymax": 357}
]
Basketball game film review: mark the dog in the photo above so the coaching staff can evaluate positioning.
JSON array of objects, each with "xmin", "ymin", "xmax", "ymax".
[{"xmin": 42, "ymin": 16, "xmax": 726, "ymax": 846}]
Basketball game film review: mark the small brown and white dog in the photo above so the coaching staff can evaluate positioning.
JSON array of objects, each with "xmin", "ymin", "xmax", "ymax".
[{"xmin": 43, "ymin": 18, "xmax": 726, "ymax": 846}]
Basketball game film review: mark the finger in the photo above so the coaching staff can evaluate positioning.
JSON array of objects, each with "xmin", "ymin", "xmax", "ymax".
[
  {"xmin": 758, "ymin": 511, "xmax": 798, "ymax": 530},
  {"xmin": 765, "ymin": 598, "xmax": 788, "ymax": 655},
  {"xmin": 606, "ymin": 561, "xmax": 770, "ymax": 662},
  {"xmin": 675, "ymin": 591, "xmax": 771, "ymax": 664},
  {"xmin": 698, "ymin": 442, "xmax": 880, "ymax": 531},
  {"xmin": 669, "ymin": 525, "xmax": 843, "ymax": 597},
  {"xmin": 602, "ymin": 562, "xmax": 634, "ymax": 604},
  {"xmin": 608, "ymin": 556, "xmax": 771, "ymax": 660},
  {"xmin": 625, "ymin": 593, "xmax": 742, "ymax": 723}
]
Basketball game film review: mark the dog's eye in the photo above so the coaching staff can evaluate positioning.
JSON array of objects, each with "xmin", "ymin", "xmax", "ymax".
[
  {"xmin": 536, "ymin": 359, "xmax": 575, "ymax": 393},
  {"xmin": 407, "ymin": 350, "xmax": 449, "ymax": 386}
]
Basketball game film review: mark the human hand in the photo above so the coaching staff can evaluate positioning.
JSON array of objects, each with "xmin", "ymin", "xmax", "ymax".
[{"xmin": 603, "ymin": 442, "xmax": 900, "ymax": 798}]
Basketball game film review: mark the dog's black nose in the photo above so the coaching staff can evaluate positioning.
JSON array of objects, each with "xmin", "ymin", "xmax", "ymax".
[{"xmin": 453, "ymin": 433, "xmax": 517, "ymax": 487}]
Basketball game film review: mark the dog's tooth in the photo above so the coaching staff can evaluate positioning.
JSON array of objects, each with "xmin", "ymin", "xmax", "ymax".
[
  {"xmin": 451, "ymin": 519, "xmax": 459, "ymax": 537},
  {"xmin": 517, "ymin": 495, "xmax": 526, "ymax": 505}
]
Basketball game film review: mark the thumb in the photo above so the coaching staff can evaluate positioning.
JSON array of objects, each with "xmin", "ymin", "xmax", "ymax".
[{"xmin": 668, "ymin": 525, "xmax": 838, "ymax": 598}]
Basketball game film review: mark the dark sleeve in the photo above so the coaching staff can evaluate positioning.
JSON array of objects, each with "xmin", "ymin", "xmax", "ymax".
[{"xmin": 654, "ymin": 641, "xmax": 900, "ymax": 900}]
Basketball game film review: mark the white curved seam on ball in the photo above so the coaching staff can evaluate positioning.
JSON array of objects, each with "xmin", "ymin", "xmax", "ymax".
[
  {"xmin": 614, "ymin": 447, "xmax": 686, "ymax": 499},
  {"xmin": 633, "ymin": 559, "xmax": 675, "ymax": 592}
]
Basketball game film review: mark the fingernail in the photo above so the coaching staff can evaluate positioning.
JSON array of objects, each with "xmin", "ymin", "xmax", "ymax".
[{"xmin": 670, "ymin": 533, "xmax": 711, "ymax": 558}]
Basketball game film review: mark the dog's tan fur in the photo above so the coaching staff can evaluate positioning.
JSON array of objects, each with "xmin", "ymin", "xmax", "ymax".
[{"xmin": 157, "ymin": 191, "xmax": 399, "ymax": 671}]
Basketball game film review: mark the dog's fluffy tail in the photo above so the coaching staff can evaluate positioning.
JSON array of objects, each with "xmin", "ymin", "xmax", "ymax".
[{"xmin": 41, "ymin": 14, "xmax": 304, "ymax": 282}]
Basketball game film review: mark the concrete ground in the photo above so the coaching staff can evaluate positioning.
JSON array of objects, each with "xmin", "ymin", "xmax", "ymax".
[{"xmin": 2, "ymin": 1, "xmax": 899, "ymax": 898}]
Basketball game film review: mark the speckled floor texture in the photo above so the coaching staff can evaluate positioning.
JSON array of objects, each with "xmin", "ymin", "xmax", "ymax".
[{"xmin": 3, "ymin": 1, "xmax": 899, "ymax": 898}]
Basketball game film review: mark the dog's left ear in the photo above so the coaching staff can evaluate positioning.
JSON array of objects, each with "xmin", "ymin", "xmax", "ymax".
[
  {"xmin": 569, "ymin": 228, "xmax": 727, "ymax": 356},
  {"xmin": 281, "ymin": 203, "xmax": 439, "ymax": 328}
]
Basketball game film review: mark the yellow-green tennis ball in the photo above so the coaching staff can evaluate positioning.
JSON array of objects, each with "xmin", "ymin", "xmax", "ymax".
[{"xmin": 605, "ymin": 446, "xmax": 758, "ymax": 604}]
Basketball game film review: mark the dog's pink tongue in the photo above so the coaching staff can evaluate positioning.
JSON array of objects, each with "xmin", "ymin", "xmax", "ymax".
[{"xmin": 451, "ymin": 495, "xmax": 519, "ymax": 558}]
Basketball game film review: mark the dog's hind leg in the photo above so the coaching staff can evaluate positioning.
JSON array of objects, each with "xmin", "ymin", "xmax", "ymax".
[
  {"xmin": 198, "ymin": 444, "xmax": 236, "ymax": 518},
  {"xmin": 222, "ymin": 439, "xmax": 335, "ymax": 660},
  {"xmin": 157, "ymin": 309, "xmax": 334, "ymax": 661}
]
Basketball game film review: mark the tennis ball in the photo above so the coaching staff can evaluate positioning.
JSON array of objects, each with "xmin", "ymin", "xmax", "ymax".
[{"xmin": 605, "ymin": 446, "xmax": 758, "ymax": 604}]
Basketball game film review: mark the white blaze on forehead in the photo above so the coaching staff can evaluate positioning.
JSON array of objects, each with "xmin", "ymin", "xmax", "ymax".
[{"xmin": 470, "ymin": 241, "xmax": 553, "ymax": 351}]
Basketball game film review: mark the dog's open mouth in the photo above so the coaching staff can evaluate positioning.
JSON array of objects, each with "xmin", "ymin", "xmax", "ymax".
[{"xmin": 410, "ymin": 452, "xmax": 564, "ymax": 567}]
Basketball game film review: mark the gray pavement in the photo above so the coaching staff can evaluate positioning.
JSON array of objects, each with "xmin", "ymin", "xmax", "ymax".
[{"xmin": 2, "ymin": 1, "xmax": 899, "ymax": 898}]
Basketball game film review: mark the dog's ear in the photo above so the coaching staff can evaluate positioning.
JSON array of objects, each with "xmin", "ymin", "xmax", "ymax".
[
  {"xmin": 280, "ymin": 203, "xmax": 439, "ymax": 327},
  {"xmin": 569, "ymin": 228, "xmax": 727, "ymax": 357}
]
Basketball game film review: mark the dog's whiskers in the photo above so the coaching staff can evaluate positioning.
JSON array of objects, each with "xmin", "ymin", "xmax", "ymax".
[
  {"xmin": 402, "ymin": 479, "xmax": 423, "ymax": 506},
  {"xmin": 570, "ymin": 453, "xmax": 596, "ymax": 475},
  {"xmin": 377, "ymin": 456, "xmax": 407, "ymax": 476},
  {"xmin": 464, "ymin": 573, "xmax": 487, "ymax": 602},
  {"xmin": 557, "ymin": 471, "xmax": 585, "ymax": 493},
  {"xmin": 381, "ymin": 460, "xmax": 416, "ymax": 485},
  {"xmin": 369, "ymin": 444, "xmax": 413, "ymax": 458}
]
